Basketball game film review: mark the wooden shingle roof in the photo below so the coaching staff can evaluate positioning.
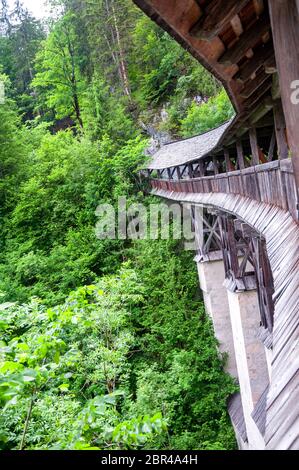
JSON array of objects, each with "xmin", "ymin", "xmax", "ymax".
[{"xmin": 147, "ymin": 119, "xmax": 233, "ymax": 170}]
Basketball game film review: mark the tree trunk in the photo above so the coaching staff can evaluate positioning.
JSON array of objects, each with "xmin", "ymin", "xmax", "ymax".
[{"xmin": 111, "ymin": 0, "xmax": 131, "ymax": 99}]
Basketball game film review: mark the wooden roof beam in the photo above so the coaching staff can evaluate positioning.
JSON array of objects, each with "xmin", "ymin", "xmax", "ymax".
[
  {"xmin": 190, "ymin": 0, "xmax": 250, "ymax": 41},
  {"xmin": 240, "ymin": 72, "xmax": 271, "ymax": 99},
  {"xmin": 218, "ymin": 13, "xmax": 271, "ymax": 66},
  {"xmin": 264, "ymin": 56, "xmax": 277, "ymax": 75},
  {"xmin": 253, "ymin": 0, "xmax": 265, "ymax": 16},
  {"xmin": 236, "ymin": 41, "xmax": 273, "ymax": 81},
  {"xmin": 243, "ymin": 80, "xmax": 273, "ymax": 112},
  {"xmin": 230, "ymin": 14, "xmax": 244, "ymax": 37}
]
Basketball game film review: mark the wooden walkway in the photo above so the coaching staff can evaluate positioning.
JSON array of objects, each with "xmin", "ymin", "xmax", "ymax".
[
  {"xmin": 151, "ymin": 159, "xmax": 298, "ymax": 222},
  {"xmin": 151, "ymin": 184, "xmax": 299, "ymax": 450}
]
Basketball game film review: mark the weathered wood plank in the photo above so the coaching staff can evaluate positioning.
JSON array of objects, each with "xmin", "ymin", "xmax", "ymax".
[
  {"xmin": 190, "ymin": 0, "xmax": 250, "ymax": 41},
  {"xmin": 249, "ymin": 128, "xmax": 260, "ymax": 165},
  {"xmin": 268, "ymin": 130, "xmax": 276, "ymax": 161},
  {"xmin": 218, "ymin": 13, "xmax": 271, "ymax": 66},
  {"xmin": 236, "ymin": 140, "xmax": 245, "ymax": 170},
  {"xmin": 269, "ymin": 0, "xmax": 299, "ymax": 192},
  {"xmin": 240, "ymin": 72, "xmax": 271, "ymax": 99},
  {"xmin": 273, "ymin": 100, "xmax": 289, "ymax": 160},
  {"xmin": 236, "ymin": 41, "xmax": 273, "ymax": 81}
]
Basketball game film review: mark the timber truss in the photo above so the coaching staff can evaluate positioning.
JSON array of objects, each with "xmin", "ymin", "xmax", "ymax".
[{"xmin": 192, "ymin": 207, "xmax": 274, "ymax": 335}]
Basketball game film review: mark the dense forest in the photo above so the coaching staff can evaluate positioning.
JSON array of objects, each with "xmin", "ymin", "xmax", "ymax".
[{"xmin": 0, "ymin": 0, "xmax": 236, "ymax": 450}]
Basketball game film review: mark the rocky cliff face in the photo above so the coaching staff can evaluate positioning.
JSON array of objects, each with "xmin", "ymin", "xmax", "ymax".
[{"xmin": 139, "ymin": 106, "xmax": 174, "ymax": 155}]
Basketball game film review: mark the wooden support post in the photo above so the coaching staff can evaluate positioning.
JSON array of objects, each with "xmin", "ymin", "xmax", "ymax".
[
  {"xmin": 176, "ymin": 166, "xmax": 182, "ymax": 180},
  {"xmin": 219, "ymin": 214, "xmax": 240, "ymax": 281},
  {"xmin": 224, "ymin": 149, "xmax": 234, "ymax": 172},
  {"xmin": 273, "ymin": 100, "xmax": 289, "ymax": 160},
  {"xmin": 167, "ymin": 168, "xmax": 172, "ymax": 180},
  {"xmin": 253, "ymin": 0, "xmax": 264, "ymax": 16},
  {"xmin": 269, "ymin": 0, "xmax": 299, "ymax": 191},
  {"xmin": 189, "ymin": 0, "xmax": 249, "ymax": 41},
  {"xmin": 213, "ymin": 157, "xmax": 219, "ymax": 175},
  {"xmin": 237, "ymin": 41, "xmax": 273, "ymax": 81},
  {"xmin": 249, "ymin": 128, "xmax": 260, "ymax": 165},
  {"xmin": 268, "ymin": 130, "xmax": 276, "ymax": 161},
  {"xmin": 218, "ymin": 13, "xmax": 270, "ymax": 66},
  {"xmin": 188, "ymin": 163, "xmax": 194, "ymax": 179},
  {"xmin": 198, "ymin": 160, "xmax": 205, "ymax": 177},
  {"xmin": 271, "ymin": 73, "xmax": 280, "ymax": 100},
  {"xmin": 236, "ymin": 140, "xmax": 245, "ymax": 169}
]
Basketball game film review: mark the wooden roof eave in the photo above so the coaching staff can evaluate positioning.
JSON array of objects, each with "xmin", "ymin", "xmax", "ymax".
[{"xmin": 133, "ymin": 0, "xmax": 276, "ymax": 124}]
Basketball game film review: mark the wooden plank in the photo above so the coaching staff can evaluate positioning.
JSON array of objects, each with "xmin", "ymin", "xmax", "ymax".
[
  {"xmin": 236, "ymin": 41, "xmax": 273, "ymax": 81},
  {"xmin": 198, "ymin": 160, "xmax": 205, "ymax": 177},
  {"xmin": 230, "ymin": 14, "xmax": 243, "ymax": 37},
  {"xmin": 240, "ymin": 71, "xmax": 271, "ymax": 99},
  {"xmin": 268, "ymin": 130, "xmax": 276, "ymax": 161},
  {"xmin": 271, "ymin": 73, "xmax": 281, "ymax": 100},
  {"xmin": 236, "ymin": 140, "xmax": 245, "ymax": 170},
  {"xmin": 190, "ymin": 0, "xmax": 250, "ymax": 41},
  {"xmin": 244, "ymin": 80, "xmax": 272, "ymax": 112},
  {"xmin": 218, "ymin": 13, "xmax": 271, "ymax": 66},
  {"xmin": 253, "ymin": 0, "xmax": 265, "ymax": 16},
  {"xmin": 264, "ymin": 56, "xmax": 277, "ymax": 74},
  {"xmin": 246, "ymin": 97, "xmax": 273, "ymax": 128},
  {"xmin": 213, "ymin": 157, "xmax": 219, "ymax": 175},
  {"xmin": 273, "ymin": 100, "xmax": 289, "ymax": 160},
  {"xmin": 188, "ymin": 163, "xmax": 194, "ymax": 178},
  {"xmin": 249, "ymin": 128, "xmax": 260, "ymax": 165},
  {"xmin": 269, "ymin": 0, "xmax": 299, "ymax": 192},
  {"xmin": 224, "ymin": 149, "xmax": 235, "ymax": 172}
]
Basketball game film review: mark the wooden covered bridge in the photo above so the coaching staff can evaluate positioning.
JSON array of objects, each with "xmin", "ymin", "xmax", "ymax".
[{"xmin": 133, "ymin": 0, "xmax": 299, "ymax": 450}]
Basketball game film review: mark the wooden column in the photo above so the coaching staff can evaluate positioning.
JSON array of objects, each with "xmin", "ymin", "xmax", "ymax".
[
  {"xmin": 213, "ymin": 157, "xmax": 219, "ymax": 175},
  {"xmin": 198, "ymin": 160, "xmax": 205, "ymax": 177},
  {"xmin": 236, "ymin": 140, "xmax": 245, "ymax": 170},
  {"xmin": 224, "ymin": 149, "xmax": 234, "ymax": 172},
  {"xmin": 273, "ymin": 100, "xmax": 289, "ymax": 160},
  {"xmin": 269, "ymin": 0, "xmax": 299, "ymax": 190},
  {"xmin": 188, "ymin": 163, "xmax": 194, "ymax": 179},
  {"xmin": 167, "ymin": 168, "xmax": 172, "ymax": 180},
  {"xmin": 268, "ymin": 131, "xmax": 276, "ymax": 162},
  {"xmin": 176, "ymin": 166, "xmax": 182, "ymax": 180},
  {"xmin": 249, "ymin": 128, "xmax": 260, "ymax": 166}
]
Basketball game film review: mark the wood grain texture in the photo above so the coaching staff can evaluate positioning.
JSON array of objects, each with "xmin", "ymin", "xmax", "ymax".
[
  {"xmin": 190, "ymin": 0, "xmax": 250, "ymax": 40},
  {"xmin": 218, "ymin": 13, "xmax": 270, "ymax": 66},
  {"xmin": 150, "ymin": 183, "xmax": 299, "ymax": 449},
  {"xmin": 269, "ymin": 0, "xmax": 299, "ymax": 191}
]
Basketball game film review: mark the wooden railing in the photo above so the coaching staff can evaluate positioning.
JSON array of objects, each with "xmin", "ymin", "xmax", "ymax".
[{"xmin": 150, "ymin": 160, "xmax": 298, "ymax": 221}]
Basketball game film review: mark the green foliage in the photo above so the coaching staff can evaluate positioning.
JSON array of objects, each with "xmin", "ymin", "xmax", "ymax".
[
  {"xmin": 32, "ymin": 12, "xmax": 85, "ymax": 127},
  {"xmin": 180, "ymin": 89, "xmax": 235, "ymax": 137},
  {"xmin": 127, "ymin": 240, "xmax": 237, "ymax": 450},
  {"xmin": 0, "ymin": 269, "xmax": 166, "ymax": 450},
  {"xmin": 0, "ymin": 0, "xmax": 237, "ymax": 452},
  {"xmin": 0, "ymin": 10, "xmax": 45, "ymax": 118},
  {"xmin": 0, "ymin": 130, "xmax": 148, "ymax": 304}
]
